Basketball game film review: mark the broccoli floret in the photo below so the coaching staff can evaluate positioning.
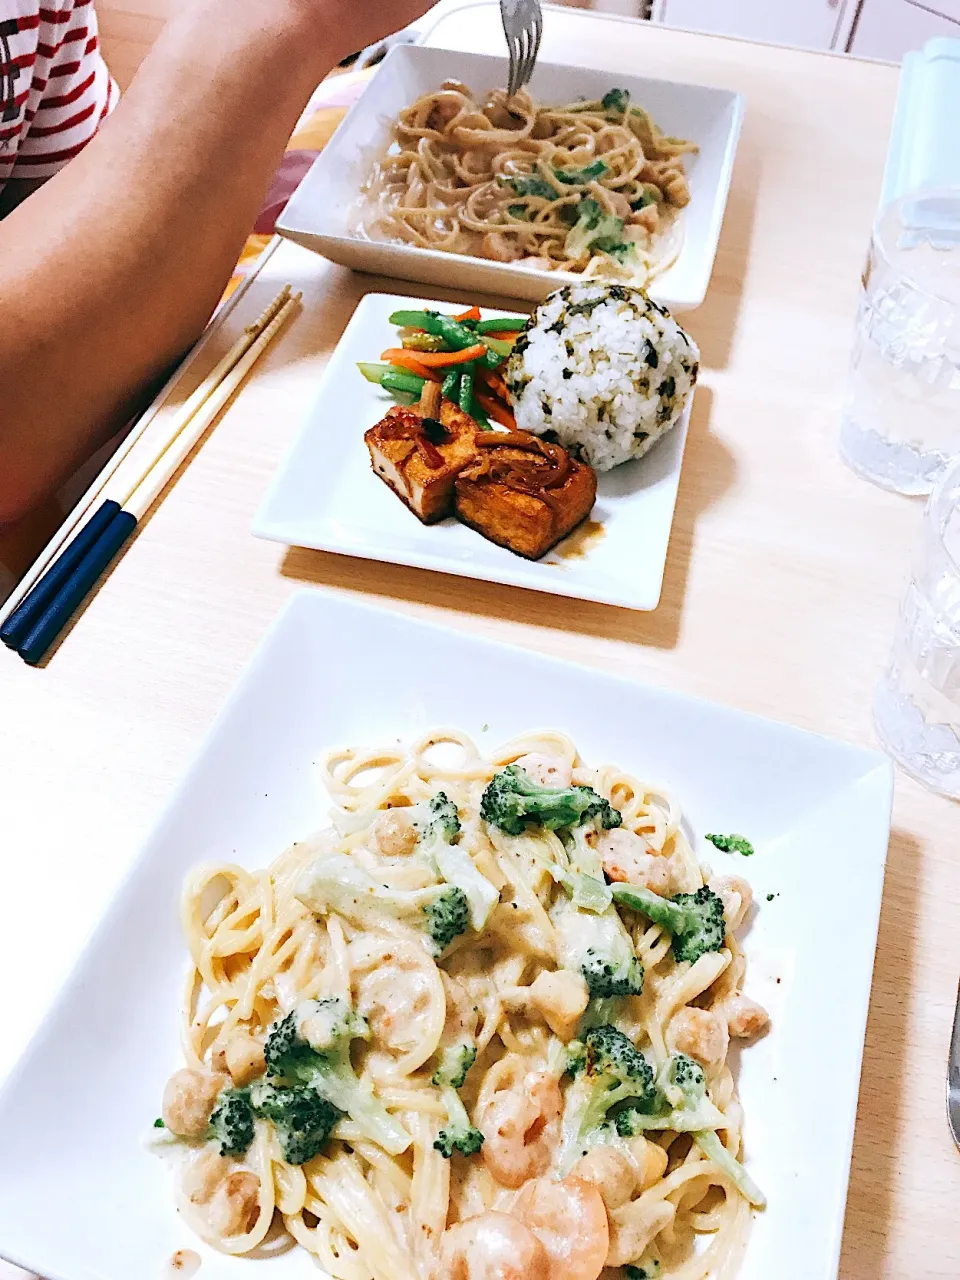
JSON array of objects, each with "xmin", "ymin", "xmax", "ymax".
[
  {"xmin": 432, "ymin": 1042, "xmax": 477, "ymax": 1091},
  {"xmin": 705, "ymin": 832, "xmax": 755, "ymax": 857},
  {"xmin": 565, "ymin": 1039, "xmax": 588, "ymax": 1077},
  {"xmin": 264, "ymin": 998, "xmax": 411, "ymax": 1155},
  {"xmin": 251, "ymin": 1081, "xmax": 341, "ymax": 1166},
  {"xmin": 554, "ymin": 159, "xmax": 609, "ymax": 185},
  {"xmin": 431, "ymin": 1043, "xmax": 484, "ymax": 1158},
  {"xmin": 424, "ymin": 886, "xmax": 470, "ymax": 953},
  {"xmin": 209, "ymin": 1086, "xmax": 255, "ymax": 1158},
  {"xmin": 433, "ymin": 1083, "xmax": 485, "ymax": 1159},
  {"xmin": 414, "ymin": 792, "xmax": 500, "ymax": 931},
  {"xmin": 297, "ymin": 853, "xmax": 470, "ymax": 957},
  {"xmin": 602, "ymin": 88, "xmax": 631, "ymax": 113},
  {"xmin": 581, "ymin": 947, "xmax": 644, "ymax": 1000},
  {"xmin": 611, "ymin": 883, "xmax": 726, "ymax": 965},
  {"xmin": 553, "ymin": 895, "xmax": 644, "ymax": 1019},
  {"xmin": 480, "ymin": 765, "xmax": 621, "ymax": 837},
  {"xmin": 572, "ymin": 1025, "xmax": 657, "ymax": 1136},
  {"xmin": 506, "ymin": 173, "xmax": 559, "ymax": 199},
  {"xmin": 418, "ymin": 791, "xmax": 461, "ymax": 842},
  {"xmin": 564, "ymin": 197, "xmax": 631, "ymax": 262},
  {"xmin": 617, "ymin": 1054, "xmax": 765, "ymax": 1207}
]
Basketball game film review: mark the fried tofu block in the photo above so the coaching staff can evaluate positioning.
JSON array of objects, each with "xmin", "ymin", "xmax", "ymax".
[
  {"xmin": 455, "ymin": 432, "xmax": 597, "ymax": 560},
  {"xmin": 365, "ymin": 401, "xmax": 479, "ymax": 524}
]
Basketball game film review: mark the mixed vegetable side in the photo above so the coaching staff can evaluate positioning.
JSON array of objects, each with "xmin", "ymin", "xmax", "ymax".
[{"xmin": 357, "ymin": 305, "xmax": 529, "ymax": 430}]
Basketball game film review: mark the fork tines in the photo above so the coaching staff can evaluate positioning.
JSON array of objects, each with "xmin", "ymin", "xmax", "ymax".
[{"xmin": 502, "ymin": 0, "xmax": 543, "ymax": 99}]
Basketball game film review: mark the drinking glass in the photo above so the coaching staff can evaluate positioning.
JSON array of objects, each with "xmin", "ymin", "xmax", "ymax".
[
  {"xmin": 840, "ymin": 187, "xmax": 960, "ymax": 495},
  {"xmin": 875, "ymin": 455, "xmax": 960, "ymax": 797}
]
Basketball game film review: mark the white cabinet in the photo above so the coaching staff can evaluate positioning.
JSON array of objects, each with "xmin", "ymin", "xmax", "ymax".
[
  {"xmin": 850, "ymin": 0, "xmax": 960, "ymax": 59},
  {"xmin": 653, "ymin": 0, "xmax": 859, "ymax": 50}
]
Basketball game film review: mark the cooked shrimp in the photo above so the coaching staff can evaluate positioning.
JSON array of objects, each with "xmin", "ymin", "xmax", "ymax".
[
  {"xmin": 596, "ymin": 828, "xmax": 676, "ymax": 896},
  {"xmin": 513, "ymin": 1175, "xmax": 609, "ymax": 1280},
  {"xmin": 162, "ymin": 1068, "xmax": 228, "ymax": 1139},
  {"xmin": 709, "ymin": 875, "xmax": 753, "ymax": 933},
  {"xmin": 514, "ymin": 753, "xmax": 573, "ymax": 789},
  {"xmin": 667, "ymin": 1006, "xmax": 729, "ymax": 1067},
  {"xmin": 481, "ymin": 1072, "xmax": 562, "ymax": 1188},
  {"xmin": 719, "ymin": 993, "xmax": 769, "ymax": 1039},
  {"xmin": 356, "ymin": 949, "xmax": 443, "ymax": 1059},
  {"xmin": 437, "ymin": 1212, "xmax": 549, "ymax": 1280},
  {"xmin": 374, "ymin": 808, "xmax": 419, "ymax": 857},
  {"xmin": 606, "ymin": 1196, "xmax": 675, "ymax": 1268}
]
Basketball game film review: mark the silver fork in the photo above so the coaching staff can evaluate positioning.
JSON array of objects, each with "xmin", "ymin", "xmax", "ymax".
[{"xmin": 501, "ymin": 0, "xmax": 543, "ymax": 99}]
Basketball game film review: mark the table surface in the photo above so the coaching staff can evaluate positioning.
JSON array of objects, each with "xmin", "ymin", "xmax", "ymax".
[{"xmin": 2, "ymin": 9, "xmax": 958, "ymax": 1280}]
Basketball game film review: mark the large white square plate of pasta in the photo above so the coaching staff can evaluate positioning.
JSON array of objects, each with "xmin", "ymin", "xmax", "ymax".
[
  {"xmin": 252, "ymin": 292, "xmax": 693, "ymax": 612},
  {"xmin": 276, "ymin": 45, "xmax": 743, "ymax": 310},
  {"xmin": 0, "ymin": 593, "xmax": 892, "ymax": 1280}
]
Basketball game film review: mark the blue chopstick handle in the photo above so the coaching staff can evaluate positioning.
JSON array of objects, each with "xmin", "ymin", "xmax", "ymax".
[
  {"xmin": 17, "ymin": 508, "xmax": 138, "ymax": 666},
  {"xmin": 1, "ymin": 499, "xmax": 122, "ymax": 650}
]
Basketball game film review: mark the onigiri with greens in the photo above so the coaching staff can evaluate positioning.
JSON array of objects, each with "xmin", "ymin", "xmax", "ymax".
[{"xmin": 504, "ymin": 283, "xmax": 699, "ymax": 472}]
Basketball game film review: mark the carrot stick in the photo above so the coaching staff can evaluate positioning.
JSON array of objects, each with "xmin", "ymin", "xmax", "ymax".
[
  {"xmin": 480, "ymin": 368, "xmax": 511, "ymax": 402},
  {"xmin": 382, "ymin": 350, "xmax": 441, "ymax": 381},
  {"xmin": 381, "ymin": 344, "xmax": 489, "ymax": 368},
  {"xmin": 482, "ymin": 330, "xmax": 522, "ymax": 342},
  {"xmin": 455, "ymin": 306, "xmax": 482, "ymax": 322},
  {"xmin": 475, "ymin": 389, "xmax": 517, "ymax": 430}
]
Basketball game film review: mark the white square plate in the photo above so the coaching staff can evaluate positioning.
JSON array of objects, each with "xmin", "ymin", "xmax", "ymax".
[
  {"xmin": 253, "ymin": 292, "xmax": 692, "ymax": 611},
  {"xmin": 277, "ymin": 45, "xmax": 744, "ymax": 311},
  {"xmin": 0, "ymin": 591, "xmax": 893, "ymax": 1280}
]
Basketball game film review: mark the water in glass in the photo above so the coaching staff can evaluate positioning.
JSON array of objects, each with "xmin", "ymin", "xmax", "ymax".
[
  {"xmin": 875, "ymin": 459, "xmax": 960, "ymax": 796},
  {"xmin": 840, "ymin": 188, "xmax": 960, "ymax": 495}
]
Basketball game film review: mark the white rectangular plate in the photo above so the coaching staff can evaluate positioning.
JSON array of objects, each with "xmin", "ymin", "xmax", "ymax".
[
  {"xmin": 253, "ymin": 292, "xmax": 692, "ymax": 611},
  {"xmin": 0, "ymin": 591, "xmax": 893, "ymax": 1280},
  {"xmin": 277, "ymin": 45, "xmax": 744, "ymax": 311}
]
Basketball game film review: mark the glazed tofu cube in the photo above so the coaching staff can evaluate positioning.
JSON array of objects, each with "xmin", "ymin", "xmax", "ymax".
[
  {"xmin": 365, "ymin": 401, "xmax": 479, "ymax": 524},
  {"xmin": 455, "ymin": 432, "xmax": 597, "ymax": 560}
]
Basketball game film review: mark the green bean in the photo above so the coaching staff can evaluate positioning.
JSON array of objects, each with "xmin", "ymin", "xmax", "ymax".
[
  {"xmin": 381, "ymin": 371, "xmax": 426, "ymax": 398},
  {"xmin": 388, "ymin": 309, "xmax": 492, "ymax": 358},
  {"xmin": 458, "ymin": 366, "xmax": 475, "ymax": 415},
  {"xmin": 442, "ymin": 370, "xmax": 461, "ymax": 401},
  {"xmin": 357, "ymin": 362, "xmax": 392, "ymax": 383},
  {"xmin": 476, "ymin": 317, "xmax": 527, "ymax": 334}
]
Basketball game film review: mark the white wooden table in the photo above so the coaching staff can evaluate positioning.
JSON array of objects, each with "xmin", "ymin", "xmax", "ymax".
[{"xmin": 1, "ymin": 10, "xmax": 958, "ymax": 1279}]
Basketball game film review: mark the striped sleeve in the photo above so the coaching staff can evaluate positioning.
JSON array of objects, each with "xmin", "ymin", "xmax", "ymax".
[{"xmin": 11, "ymin": 0, "xmax": 117, "ymax": 179}]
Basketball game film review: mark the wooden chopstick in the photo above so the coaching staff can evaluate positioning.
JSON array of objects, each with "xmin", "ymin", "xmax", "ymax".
[
  {"xmin": 1, "ymin": 286, "xmax": 296, "ymax": 655},
  {"xmin": 7, "ymin": 288, "xmax": 301, "ymax": 666},
  {"xmin": 1, "ymin": 285, "xmax": 293, "ymax": 646}
]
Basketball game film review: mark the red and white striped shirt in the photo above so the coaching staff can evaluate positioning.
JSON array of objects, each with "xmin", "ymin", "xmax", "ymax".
[{"xmin": 0, "ymin": 0, "xmax": 116, "ymax": 190}]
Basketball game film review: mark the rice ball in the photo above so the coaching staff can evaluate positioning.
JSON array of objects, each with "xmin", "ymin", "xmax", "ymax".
[{"xmin": 505, "ymin": 283, "xmax": 699, "ymax": 472}]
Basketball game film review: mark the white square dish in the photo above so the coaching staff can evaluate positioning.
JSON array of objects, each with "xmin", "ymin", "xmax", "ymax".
[
  {"xmin": 0, "ymin": 591, "xmax": 893, "ymax": 1280},
  {"xmin": 277, "ymin": 45, "xmax": 744, "ymax": 310},
  {"xmin": 252, "ymin": 291, "xmax": 693, "ymax": 611}
]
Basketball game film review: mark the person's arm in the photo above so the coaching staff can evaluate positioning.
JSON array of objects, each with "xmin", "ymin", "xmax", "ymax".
[{"xmin": 0, "ymin": 0, "xmax": 430, "ymax": 524}]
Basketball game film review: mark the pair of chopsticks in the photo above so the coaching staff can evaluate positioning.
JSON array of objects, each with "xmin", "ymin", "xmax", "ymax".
[{"xmin": 1, "ymin": 285, "xmax": 301, "ymax": 666}]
